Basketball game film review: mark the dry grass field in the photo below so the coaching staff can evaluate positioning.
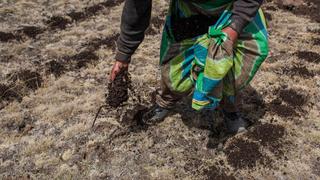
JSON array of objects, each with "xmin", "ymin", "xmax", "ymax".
[{"xmin": 0, "ymin": 0, "xmax": 319, "ymax": 179}]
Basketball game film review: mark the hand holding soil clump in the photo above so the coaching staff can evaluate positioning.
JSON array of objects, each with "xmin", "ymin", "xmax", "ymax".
[{"xmin": 106, "ymin": 69, "xmax": 131, "ymax": 108}]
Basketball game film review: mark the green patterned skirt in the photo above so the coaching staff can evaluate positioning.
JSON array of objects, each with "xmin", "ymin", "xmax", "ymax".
[{"xmin": 158, "ymin": 0, "xmax": 269, "ymax": 110}]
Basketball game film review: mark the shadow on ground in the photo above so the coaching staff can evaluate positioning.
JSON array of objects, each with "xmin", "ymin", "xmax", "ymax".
[{"xmin": 173, "ymin": 86, "xmax": 266, "ymax": 149}]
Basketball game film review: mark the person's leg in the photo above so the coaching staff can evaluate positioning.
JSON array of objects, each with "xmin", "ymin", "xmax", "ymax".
[
  {"xmin": 143, "ymin": 63, "xmax": 191, "ymax": 124},
  {"xmin": 220, "ymin": 95, "xmax": 248, "ymax": 134}
]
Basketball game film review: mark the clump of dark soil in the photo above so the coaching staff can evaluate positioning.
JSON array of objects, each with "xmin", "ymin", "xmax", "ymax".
[
  {"xmin": 46, "ymin": 16, "xmax": 71, "ymax": 30},
  {"xmin": 106, "ymin": 69, "xmax": 131, "ymax": 108},
  {"xmin": 85, "ymin": 4, "xmax": 104, "ymax": 16},
  {"xmin": 295, "ymin": 51, "xmax": 320, "ymax": 63},
  {"xmin": 203, "ymin": 166, "xmax": 236, "ymax": 180},
  {"xmin": 45, "ymin": 60, "xmax": 66, "ymax": 77},
  {"xmin": 247, "ymin": 123, "xmax": 287, "ymax": 157},
  {"xmin": 276, "ymin": 0, "xmax": 320, "ymax": 23},
  {"xmin": 282, "ymin": 65, "xmax": 315, "ymax": 78},
  {"xmin": 84, "ymin": 33, "xmax": 120, "ymax": 51},
  {"xmin": 68, "ymin": 51, "xmax": 99, "ymax": 68},
  {"xmin": 0, "ymin": 31, "xmax": 21, "ymax": 42},
  {"xmin": 67, "ymin": 11, "xmax": 86, "ymax": 21},
  {"xmin": 9, "ymin": 70, "xmax": 43, "ymax": 90},
  {"xmin": 268, "ymin": 99, "xmax": 298, "ymax": 117},
  {"xmin": 0, "ymin": 84, "xmax": 22, "ymax": 103},
  {"xmin": 225, "ymin": 139, "xmax": 267, "ymax": 169},
  {"xmin": 313, "ymin": 38, "xmax": 320, "ymax": 46},
  {"xmin": 100, "ymin": 0, "xmax": 125, "ymax": 7},
  {"xmin": 279, "ymin": 89, "xmax": 308, "ymax": 107},
  {"xmin": 67, "ymin": 0, "xmax": 125, "ymax": 22},
  {"xmin": 16, "ymin": 26, "xmax": 44, "ymax": 39}
]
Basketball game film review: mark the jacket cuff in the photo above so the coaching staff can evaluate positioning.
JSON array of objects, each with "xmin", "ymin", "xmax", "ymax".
[
  {"xmin": 230, "ymin": 15, "xmax": 248, "ymax": 34},
  {"xmin": 115, "ymin": 50, "xmax": 131, "ymax": 63}
]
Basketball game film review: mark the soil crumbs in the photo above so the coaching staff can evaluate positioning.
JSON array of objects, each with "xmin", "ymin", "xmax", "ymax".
[
  {"xmin": 106, "ymin": 70, "xmax": 131, "ymax": 108},
  {"xmin": 46, "ymin": 16, "xmax": 71, "ymax": 30},
  {"xmin": 16, "ymin": 26, "xmax": 44, "ymax": 39},
  {"xmin": 203, "ymin": 166, "xmax": 236, "ymax": 180},
  {"xmin": 225, "ymin": 138, "xmax": 269, "ymax": 169},
  {"xmin": 282, "ymin": 65, "xmax": 315, "ymax": 78},
  {"xmin": 247, "ymin": 123, "xmax": 287, "ymax": 157},
  {"xmin": 295, "ymin": 51, "xmax": 320, "ymax": 63},
  {"xmin": 279, "ymin": 89, "xmax": 308, "ymax": 108},
  {"xmin": 0, "ymin": 31, "xmax": 21, "ymax": 42}
]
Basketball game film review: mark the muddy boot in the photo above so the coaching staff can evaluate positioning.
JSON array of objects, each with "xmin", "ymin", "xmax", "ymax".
[
  {"xmin": 223, "ymin": 110, "xmax": 249, "ymax": 134},
  {"xmin": 142, "ymin": 104, "xmax": 170, "ymax": 126}
]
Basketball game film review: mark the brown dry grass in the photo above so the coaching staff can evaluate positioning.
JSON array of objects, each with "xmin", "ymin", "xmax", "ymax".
[{"xmin": 0, "ymin": 0, "xmax": 319, "ymax": 179}]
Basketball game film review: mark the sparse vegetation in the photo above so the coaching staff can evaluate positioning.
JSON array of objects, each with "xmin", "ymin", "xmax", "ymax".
[{"xmin": 0, "ymin": 0, "xmax": 319, "ymax": 179}]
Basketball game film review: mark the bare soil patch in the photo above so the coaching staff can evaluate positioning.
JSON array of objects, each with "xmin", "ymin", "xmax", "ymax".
[
  {"xmin": 268, "ymin": 99, "xmax": 299, "ymax": 118},
  {"xmin": 45, "ymin": 60, "xmax": 66, "ymax": 77},
  {"xmin": 247, "ymin": 123, "xmax": 287, "ymax": 157},
  {"xmin": 276, "ymin": 0, "xmax": 320, "ymax": 23},
  {"xmin": 0, "ymin": 31, "xmax": 21, "ymax": 42},
  {"xmin": 279, "ymin": 89, "xmax": 308, "ymax": 108},
  {"xmin": 0, "ymin": 84, "xmax": 22, "ymax": 109},
  {"xmin": 84, "ymin": 33, "xmax": 120, "ymax": 51},
  {"xmin": 9, "ymin": 70, "xmax": 43, "ymax": 90},
  {"xmin": 313, "ymin": 38, "xmax": 320, "ymax": 46},
  {"xmin": 295, "ymin": 51, "xmax": 320, "ymax": 63},
  {"xmin": 203, "ymin": 166, "xmax": 236, "ymax": 180},
  {"xmin": 225, "ymin": 138, "xmax": 269, "ymax": 169},
  {"xmin": 46, "ymin": 16, "xmax": 71, "ymax": 30},
  {"xmin": 282, "ymin": 65, "xmax": 315, "ymax": 78},
  {"xmin": 16, "ymin": 26, "xmax": 44, "ymax": 39}
]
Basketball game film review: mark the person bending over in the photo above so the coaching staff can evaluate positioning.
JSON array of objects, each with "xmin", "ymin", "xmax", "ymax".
[{"xmin": 110, "ymin": 0, "xmax": 269, "ymax": 134}]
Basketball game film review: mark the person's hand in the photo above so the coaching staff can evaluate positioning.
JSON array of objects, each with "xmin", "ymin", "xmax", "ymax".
[
  {"xmin": 222, "ymin": 27, "xmax": 239, "ymax": 55},
  {"xmin": 222, "ymin": 27, "xmax": 238, "ymax": 44},
  {"xmin": 110, "ymin": 60, "xmax": 129, "ymax": 81}
]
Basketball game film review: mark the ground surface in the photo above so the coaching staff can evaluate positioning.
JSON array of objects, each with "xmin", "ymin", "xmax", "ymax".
[{"xmin": 0, "ymin": 0, "xmax": 319, "ymax": 179}]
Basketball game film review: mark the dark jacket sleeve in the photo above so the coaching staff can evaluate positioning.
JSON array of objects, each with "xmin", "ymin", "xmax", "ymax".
[
  {"xmin": 115, "ymin": 0, "xmax": 152, "ymax": 62},
  {"xmin": 230, "ymin": 0, "xmax": 263, "ymax": 34}
]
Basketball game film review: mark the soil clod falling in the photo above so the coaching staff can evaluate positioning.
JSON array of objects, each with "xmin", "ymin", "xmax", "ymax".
[{"xmin": 106, "ymin": 69, "xmax": 131, "ymax": 108}]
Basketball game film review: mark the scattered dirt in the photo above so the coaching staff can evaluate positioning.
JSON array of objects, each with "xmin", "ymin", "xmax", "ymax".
[
  {"xmin": 9, "ymin": 70, "xmax": 43, "ymax": 90},
  {"xmin": 45, "ymin": 60, "xmax": 66, "ymax": 77},
  {"xmin": 247, "ymin": 123, "xmax": 287, "ymax": 157},
  {"xmin": 203, "ymin": 166, "xmax": 236, "ymax": 180},
  {"xmin": 313, "ymin": 38, "xmax": 320, "ymax": 46},
  {"xmin": 16, "ymin": 26, "xmax": 44, "ymax": 39},
  {"xmin": 279, "ymin": 89, "xmax": 308, "ymax": 107},
  {"xmin": 0, "ymin": 84, "xmax": 22, "ymax": 104},
  {"xmin": 276, "ymin": 0, "xmax": 320, "ymax": 23},
  {"xmin": 67, "ymin": 0, "xmax": 125, "ymax": 22},
  {"xmin": 84, "ymin": 33, "xmax": 120, "ymax": 51},
  {"xmin": 106, "ymin": 69, "xmax": 131, "ymax": 108},
  {"xmin": 0, "ymin": 31, "xmax": 21, "ymax": 42},
  {"xmin": 67, "ymin": 11, "xmax": 86, "ymax": 21},
  {"xmin": 312, "ymin": 157, "xmax": 320, "ymax": 176},
  {"xmin": 46, "ymin": 16, "xmax": 71, "ymax": 30},
  {"xmin": 66, "ymin": 51, "xmax": 99, "ymax": 69},
  {"xmin": 282, "ymin": 65, "xmax": 315, "ymax": 78},
  {"xmin": 295, "ymin": 51, "xmax": 320, "ymax": 63},
  {"xmin": 100, "ymin": 0, "xmax": 125, "ymax": 7},
  {"xmin": 225, "ymin": 139, "xmax": 268, "ymax": 169},
  {"xmin": 268, "ymin": 99, "xmax": 299, "ymax": 117}
]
